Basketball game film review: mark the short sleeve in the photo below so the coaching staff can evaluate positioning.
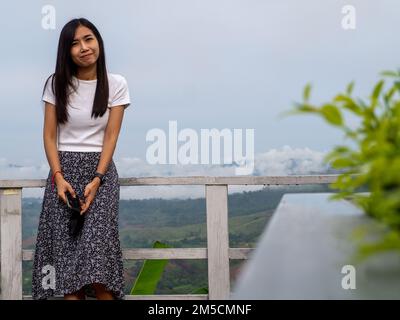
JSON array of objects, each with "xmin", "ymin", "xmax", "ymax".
[
  {"xmin": 42, "ymin": 76, "xmax": 56, "ymax": 105},
  {"xmin": 110, "ymin": 76, "xmax": 131, "ymax": 109}
]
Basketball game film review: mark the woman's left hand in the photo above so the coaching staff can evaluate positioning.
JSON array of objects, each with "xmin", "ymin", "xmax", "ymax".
[{"xmin": 80, "ymin": 178, "xmax": 101, "ymax": 215}]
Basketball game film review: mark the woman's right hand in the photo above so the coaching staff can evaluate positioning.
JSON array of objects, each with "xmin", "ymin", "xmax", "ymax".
[{"xmin": 55, "ymin": 174, "xmax": 77, "ymax": 204}]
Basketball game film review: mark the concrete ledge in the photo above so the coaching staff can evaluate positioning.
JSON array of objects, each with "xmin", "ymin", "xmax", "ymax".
[{"xmin": 231, "ymin": 193, "xmax": 400, "ymax": 299}]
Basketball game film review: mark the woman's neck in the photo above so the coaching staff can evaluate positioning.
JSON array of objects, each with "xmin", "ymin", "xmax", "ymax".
[{"xmin": 76, "ymin": 65, "xmax": 97, "ymax": 81}]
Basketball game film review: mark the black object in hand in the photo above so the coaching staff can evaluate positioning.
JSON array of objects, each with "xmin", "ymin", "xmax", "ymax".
[
  {"xmin": 65, "ymin": 191, "xmax": 84, "ymax": 238},
  {"xmin": 66, "ymin": 191, "xmax": 81, "ymax": 213}
]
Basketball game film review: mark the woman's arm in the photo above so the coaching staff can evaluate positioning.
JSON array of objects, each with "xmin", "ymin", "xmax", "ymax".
[
  {"xmin": 43, "ymin": 102, "xmax": 77, "ymax": 202},
  {"xmin": 43, "ymin": 102, "xmax": 62, "ymax": 176},
  {"xmin": 80, "ymin": 105, "xmax": 125, "ymax": 214},
  {"xmin": 95, "ymin": 105, "xmax": 125, "ymax": 177}
]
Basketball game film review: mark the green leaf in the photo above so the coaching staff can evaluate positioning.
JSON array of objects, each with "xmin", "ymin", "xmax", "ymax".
[
  {"xmin": 346, "ymin": 81, "xmax": 355, "ymax": 95},
  {"xmin": 297, "ymin": 103, "xmax": 318, "ymax": 112},
  {"xmin": 324, "ymin": 146, "xmax": 353, "ymax": 163},
  {"xmin": 384, "ymin": 86, "xmax": 397, "ymax": 106},
  {"xmin": 381, "ymin": 70, "xmax": 399, "ymax": 77},
  {"xmin": 394, "ymin": 81, "xmax": 400, "ymax": 92},
  {"xmin": 334, "ymin": 146, "xmax": 352, "ymax": 153},
  {"xmin": 278, "ymin": 103, "xmax": 319, "ymax": 120},
  {"xmin": 320, "ymin": 104, "xmax": 343, "ymax": 126},
  {"xmin": 130, "ymin": 241, "xmax": 172, "ymax": 295},
  {"xmin": 371, "ymin": 80, "xmax": 384, "ymax": 108},
  {"xmin": 303, "ymin": 83, "xmax": 312, "ymax": 102},
  {"xmin": 331, "ymin": 157, "xmax": 356, "ymax": 169},
  {"xmin": 334, "ymin": 94, "xmax": 363, "ymax": 115},
  {"xmin": 191, "ymin": 287, "xmax": 209, "ymax": 294},
  {"xmin": 357, "ymin": 98, "xmax": 369, "ymax": 110}
]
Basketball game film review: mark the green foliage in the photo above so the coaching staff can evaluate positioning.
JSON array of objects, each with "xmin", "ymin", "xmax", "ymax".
[
  {"xmin": 190, "ymin": 287, "xmax": 209, "ymax": 294},
  {"xmin": 129, "ymin": 241, "xmax": 209, "ymax": 295},
  {"xmin": 285, "ymin": 70, "xmax": 400, "ymax": 259},
  {"xmin": 130, "ymin": 241, "xmax": 171, "ymax": 295}
]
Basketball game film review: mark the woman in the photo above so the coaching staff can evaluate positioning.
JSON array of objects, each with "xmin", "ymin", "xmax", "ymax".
[{"xmin": 31, "ymin": 17, "xmax": 130, "ymax": 300}]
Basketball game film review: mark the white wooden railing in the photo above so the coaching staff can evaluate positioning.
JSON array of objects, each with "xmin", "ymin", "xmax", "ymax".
[{"xmin": 0, "ymin": 175, "xmax": 338, "ymax": 300}]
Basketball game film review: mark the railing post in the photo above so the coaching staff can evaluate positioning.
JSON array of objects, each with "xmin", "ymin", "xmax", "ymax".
[
  {"xmin": 0, "ymin": 188, "xmax": 23, "ymax": 300},
  {"xmin": 205, "ymin": 184, "xmax": 230, "ymax": 299}
]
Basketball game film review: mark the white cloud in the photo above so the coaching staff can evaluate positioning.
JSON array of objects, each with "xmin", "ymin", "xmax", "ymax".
[{"xmin": 254, "ymin": 145, "xmax": 329, "ymax": 176}]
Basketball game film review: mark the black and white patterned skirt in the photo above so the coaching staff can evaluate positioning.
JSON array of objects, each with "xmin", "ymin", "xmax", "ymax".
[{"xmin": 31, "ymin": 151, "xmax": 125, "ymax": 299}]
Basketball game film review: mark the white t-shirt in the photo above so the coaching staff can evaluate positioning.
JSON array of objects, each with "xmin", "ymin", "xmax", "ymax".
[{"xmin": 42, "ymin": 73, "xmax": 131, "ymax": 152}]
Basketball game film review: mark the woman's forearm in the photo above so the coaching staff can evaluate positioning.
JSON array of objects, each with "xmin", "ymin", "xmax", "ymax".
[
  {"xmin": 96, "ymin": 135, "xmax": 118, "ymax": 175},
  {"xmin": 44, "ymin": 136, "xmax": 62, "ymax": 176},
  {"xmin": 95, "ymin": 106, "xmax": 125, "ymax": 177}
]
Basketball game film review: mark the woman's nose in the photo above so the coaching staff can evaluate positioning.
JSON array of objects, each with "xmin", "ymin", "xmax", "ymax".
[{"xmin": 80, "ymin": 42, "xmax": 88, "ymax": 51}]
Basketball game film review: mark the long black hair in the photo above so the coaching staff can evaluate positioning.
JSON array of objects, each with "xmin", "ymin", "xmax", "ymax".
[{"xmin": 42, "ymin": 18, "xmax": 109, "ymax": 124}]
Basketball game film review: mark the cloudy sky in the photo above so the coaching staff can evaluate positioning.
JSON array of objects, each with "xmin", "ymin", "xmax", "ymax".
[{"xmin": 1, "ymin": 0, "xmax": 399, "ymax": 199}]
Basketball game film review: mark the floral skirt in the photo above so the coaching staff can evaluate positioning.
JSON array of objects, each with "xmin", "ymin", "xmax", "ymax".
[{"xmin": 31, "ymin": 151, "xmax": 125, "ymax": 299}]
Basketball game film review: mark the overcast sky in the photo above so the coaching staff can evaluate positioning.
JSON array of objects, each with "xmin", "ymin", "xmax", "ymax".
[{"xmin": 1, "ymin": 0, "xmax": 399, "ymax": 199}]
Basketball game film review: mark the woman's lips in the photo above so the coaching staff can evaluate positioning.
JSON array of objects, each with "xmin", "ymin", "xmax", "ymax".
[{"xmin": 81, "ymin": 53, "xmax": 93, "ymax": 59}]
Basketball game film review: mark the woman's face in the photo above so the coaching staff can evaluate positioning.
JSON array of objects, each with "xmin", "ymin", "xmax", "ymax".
[{"xmin": 70, "ymin": 25, "xmax": 99, "ymax": 68}]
